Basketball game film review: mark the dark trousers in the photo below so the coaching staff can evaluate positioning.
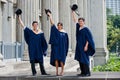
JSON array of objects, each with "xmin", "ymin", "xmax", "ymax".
[
  {"xmin": 79, "ymin": 62, "xmax": 90, "ymax": 75},
  {"xmin": 31, "ymin": 61, "xmax": 46, "ymax": 75}
]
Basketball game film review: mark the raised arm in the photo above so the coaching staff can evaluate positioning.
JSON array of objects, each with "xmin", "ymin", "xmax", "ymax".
[
  {"xmin": 17, "ymin": 16, "xmax": 25, "ymax": 28},
  {"xmin": 72, "ymin": 11, "xmax": 77, "ymax": 23},
  {"xmin": 47, "ymin": 12, "xmax": 54, "ymax": 26}
]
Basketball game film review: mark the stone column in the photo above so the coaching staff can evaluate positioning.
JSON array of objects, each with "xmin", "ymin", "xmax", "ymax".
[
  {"xmin": 8, "ymin": 0, "xmax": 16, "ymax": 43},
  {"xmin": 17, "ymin": 0, "xmax": 40, "ymax": 60},
  {"xmin": 1, "ymin": 0, "xmax": 16, "ymax": 43},
  {"xmin": 77, "ymin": 0, "xmax": 84, "ymax": 17},
  {"xmin": 83, "ymin": 0, "xmax": 88, "ymax": 25},
  {"xmin": 0, "ymin": 1, "xmax": 2, "ymax": 41},
  {"xmin": 87, "ymin": 0, "xmax": 91, "ymax": 27},
  {"xmin": 59, "ymin": 0, "xmax": 72, "ymax": 56},
  {"xmin": 88, "ymin": 0, "xmax": 108, "ymax": 66},
  {"xmin": 42, "ymin": 0, "xmax": 59, "ymax": 54},
  {"xmin": 77, "ymin": 0, "xmax": 88, "ymax": 25},
  {"xmin": 0, "ymin": 0, "xmax": 6, "ymax": 67},
  {"xmin": 0, "ymin": 1, "xmax": 3, "ymax": 67},
  {"xmin": 70, "ymin": 0, "xmax": 77, "ymax": 52}
]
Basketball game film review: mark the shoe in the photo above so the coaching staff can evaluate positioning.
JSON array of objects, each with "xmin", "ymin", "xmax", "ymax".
[
  {"xmin": 77, "ymin": 73, "xmax": 84, "ymax": 76},
  {"xmin": 33, "ymin": 73, "xmax": 37, "ymax": 76},
  {"xmin": 56, "ymin": 74, "xmax": 59, "ymax": 76},
  {"xmin": 82, "ymin": 73, "xmax": 91, "ymax": 77},
  {"xmin": 42, "ymin": 73, "xmax": 50, "ymax": 75}
]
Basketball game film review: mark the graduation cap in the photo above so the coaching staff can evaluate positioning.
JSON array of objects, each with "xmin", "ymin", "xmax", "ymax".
[
  {"xmin": 45, "ymin": 9, "xmax": 51, "ymax": 16},
  {"xmin": 15, "ymin": 8, "xmax": 22, "ymax": 16},
  {"xmin": 45, "ymin": 9, "xmax": 51, "ymax": 20},
  {"xmin": 70, "ymin": 4, "xmax": 80, "ymax": 16},
  {"xmin": 70, "ymin": 4, "xmax": 78, "ymax": 11}
]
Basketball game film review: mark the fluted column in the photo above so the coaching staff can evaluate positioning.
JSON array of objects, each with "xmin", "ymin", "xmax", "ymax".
[
  {"xmin": 42, "ymin": 0, "xmax": 59, "ymax": 53},
  {"xmin": 0, "ymin": 1, "xmax": 3, "ymax": 67},
  {"xmin": 70, "ymin": 0, "xmax": 77, "ymax": 52},
  {"xmin": 0, "ymin": 0, "xmax": 6, "ymax": 67},
  {"xmin": 0, "ymin": 1, "xmax": 2, "ymax": 41},
  {"xmin": 77, "ymin": 0, "xmax": 84, "ymax": 17},
  {"xmin": 77, "ymin": 0, "xmax": 88, "ymax": 25},
  {"xmin": 83, "ymin": 0, "xmax": 88, "ymax": 25},
  {"xmin": 59, "ymin": 0, "xmax": 72, "ymax": 56},
  {"xmin": 88, "ymin": 0, "xmax": 108, "ymax": 66},
  {"xmin": 1, "ymin": 0, "xmax": 16, "ymax": 43},
  {"xmin": 17, "ymin": 0, "xmax": 40, "ymax": 60}
]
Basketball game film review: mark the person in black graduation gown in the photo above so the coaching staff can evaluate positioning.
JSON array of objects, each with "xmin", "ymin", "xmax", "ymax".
[
  {"xmin": 17, "ymin": 16, "xmax": 49, "ymax": 76},
  {"xmin": 72, "ymin": 11, "xmax": 95, "ymax": 77},
  {"xmin": 47, "ymin": 12, "xmax": 69, "ymax": 76}
]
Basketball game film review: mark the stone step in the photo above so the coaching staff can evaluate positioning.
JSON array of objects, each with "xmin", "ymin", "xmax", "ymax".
[
  {"xmin": 0, "ymin": 56, "xmax": 79, "ymax": 75},
  {"xmin": 0, "ymin": 64, "xmax": 14, "ymax": 75},
  {"xmin": 0, "ymin": 72, "xmax": 120, "ymax": 80},
  {"xmin": 14, "ymin": 56, "xmax": 79, "ymax": 72},
  {"xmin": 45, "ymin": 56, "xmax": 79, "ymax": 72}
]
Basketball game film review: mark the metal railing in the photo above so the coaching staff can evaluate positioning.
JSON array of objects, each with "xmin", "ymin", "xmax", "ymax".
[{"xmin": 0, "ymin": 41, "xmax": 23, "ymax": 61}]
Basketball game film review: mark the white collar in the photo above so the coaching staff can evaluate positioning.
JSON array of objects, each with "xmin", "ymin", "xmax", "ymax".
[{"xmin": 59, "ymin": 29, "xmax": 66, "ymax": 33}]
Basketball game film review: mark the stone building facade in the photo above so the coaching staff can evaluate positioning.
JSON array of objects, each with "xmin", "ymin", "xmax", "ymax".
[{"xmin": 0, "ymin": 0, "xmax": 108, "ymax": 66}]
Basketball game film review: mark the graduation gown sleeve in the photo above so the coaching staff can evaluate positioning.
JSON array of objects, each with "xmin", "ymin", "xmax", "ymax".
[
  {"xmin": 84, "ymin": 28, "xmax": 95, "ymax": 56},
  {"xmin": 49, "ymin": 25, "xmax": 59, "ymax": 45},
  {"xmin": 65, "ymin": 33, "xmax": 69, "ymax": 56},
  {"xmin": 41, "ymin": 33, "xmax": 48, "ymax": 56},
  {"xmin": 24, "ymin": 27, "xmax": 30, "ymax": 44},
  {"xmin": 76, "ymin": 23, "xmax": 80, "ymax": 41}
]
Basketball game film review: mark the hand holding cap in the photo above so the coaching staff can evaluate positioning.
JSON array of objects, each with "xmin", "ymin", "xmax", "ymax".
[{"xmin": 15, "ymin": 8, "xmax": 22, "ymax": 16}]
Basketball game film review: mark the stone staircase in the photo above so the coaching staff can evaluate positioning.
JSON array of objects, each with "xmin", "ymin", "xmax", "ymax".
[
  {"xmin": 0, "ymin": 55, "xmax": 79, "ymax": 76},
  {"xmin": 0, "ymin": 56, "xmax": 120, "ymax": 80},
  {"xmin": 0, "ymin": 72, "xmax": 120, "ymax": 80},
  {"xmin": 0, "ymin": 55, "xmax": 96, "ymax": 76}
]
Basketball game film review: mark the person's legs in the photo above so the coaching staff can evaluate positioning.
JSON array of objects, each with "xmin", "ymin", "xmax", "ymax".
[
  {"xmin": 79, "ymin": 62, "xmax": 84, "ymax": 75},
  {"xmin": 60, "ymin": 61, "xmax": 64, "ymax": 75},
  {"xmin": 85, "ymin": 64, "xmax": 90, "ymax": 75},
  {"xmin": 31, "ymin": 61, "xmax": 37, "ymax": 76},
  {"xmin": 39, "ymin": 62, "xmax": 47, "ymax": 75},
  {"xmin": 82, "ymin": 63, "xmax": 91, "ymax": 76},
  {"xmin": 55, "ymin": 60, "xmax": 59, "ymax": 75}
]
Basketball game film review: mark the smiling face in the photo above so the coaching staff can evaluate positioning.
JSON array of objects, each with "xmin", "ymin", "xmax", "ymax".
[
  {"xmin": 32, "ymin": 21, "xmax": 38, "ymax": 30},
  {"xmin": 57, "ymin": 22, "xmax": 63, "ymax": 30},
  {"xmin": 78, "ymin": 18, "xmax": 85, "ymax": 27}
]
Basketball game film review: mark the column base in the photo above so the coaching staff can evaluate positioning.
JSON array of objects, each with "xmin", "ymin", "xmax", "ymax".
[
  {"xmin": 0, "ymin": 53, "xmax": 5, "ymax": 67},
  {"xmin": 68, "ymin": 49, "xmax": 73, "ymax": 57},
  {"xmin": 22, "ymin": 50, "xmax": 29, "ymax": 61},
  {"xmin": 93, "ymin": 48, "xmax": 109, "ymax": 66}
]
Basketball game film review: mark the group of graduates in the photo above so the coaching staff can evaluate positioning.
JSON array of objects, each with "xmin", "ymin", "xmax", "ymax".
[{"xmin": 17, "ymin": 8, "xmax": 95, "ymax": 77}]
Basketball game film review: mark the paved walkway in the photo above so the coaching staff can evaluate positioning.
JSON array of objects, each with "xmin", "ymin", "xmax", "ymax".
[
  {"xmin": 0, "ymin": 72, "xmax": 120, "ymax": 80},
  {"xmin": 0, "ymin": 56, "xmax": 120, "ymax": 80}
]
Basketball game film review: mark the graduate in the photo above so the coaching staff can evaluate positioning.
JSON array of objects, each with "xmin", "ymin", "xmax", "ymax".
[
  {"xmin": 17, "ymin": 15, "xmax": 48, "ymax": 76},
  {"xmin": 72, "ymin": 11, "xmax": 95, "ymax": 77},
  {"xmin": 47, "ymin": 12, "xmax": 69, "ymax": 76}
]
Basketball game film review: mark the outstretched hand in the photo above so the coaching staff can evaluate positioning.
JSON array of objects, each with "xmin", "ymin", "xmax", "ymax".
[
  {"xmin": 47, "ymin": 12, "xmax": 54, "ymax": 25},
  {"xmin": 17, "ymin": 15, "xmax": 25, "ymax": 28},
  {"xmin": 71, "ymin": 10, "xmax": 77, "ymax": 23},
  {"xmin": 72, "ymin": 11, "xmax": 76, "ymax": 14},
  {"xmin": 47, "ymin": 12, "xmax": 52, "ymax": 17},
  {"xmin": 17, "ymin": 15, "xmax": 20, "ymax": 20}
]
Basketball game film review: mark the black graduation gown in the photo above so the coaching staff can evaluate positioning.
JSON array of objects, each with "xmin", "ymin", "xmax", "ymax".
[
  {"xmin": 24, "ymin": 27, "xmax": 48, "ymax": 63},
  {"xmin": 49, "ymin": 25, "xmax": 69, "ymax": 67},
  {"xmin": 75, "ymin": 23, "xmax": 95, "ymax": 65}
]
